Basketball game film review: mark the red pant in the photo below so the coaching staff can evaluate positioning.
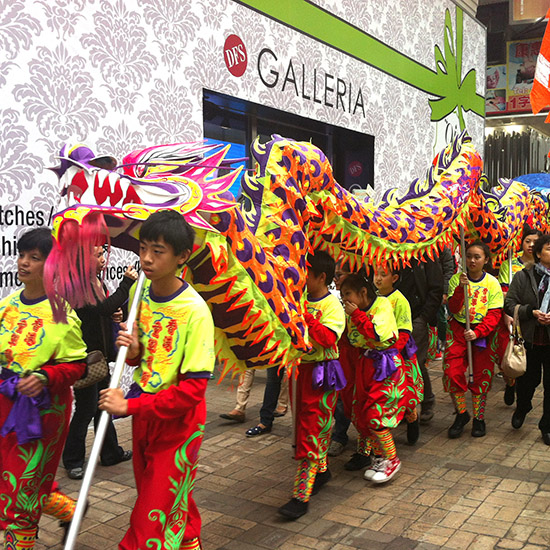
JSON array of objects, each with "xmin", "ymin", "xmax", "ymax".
[
  {"xmin": 0, "ymin": 386, "xmax": 72, "ymax": 530},
  {"xmin": 120, "ymin": 404, "xmax": 206, "ymax": 549},
  {"xmin": 442, "ymin": 318, "xmax": 499, "ymax": 395},
  {"xmin": 290, "ymin": 363, "xmax": 337, "ymax": 461}
]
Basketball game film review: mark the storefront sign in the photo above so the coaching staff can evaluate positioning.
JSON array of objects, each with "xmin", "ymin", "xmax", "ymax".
[
  {"xmin": 224, "ymin": 34, "xmax": 248, "ymax": 77},
  {"xmin": 257, "ymin": 48, "xmax": 365, "ymax": 117},
  {"xmin": 507, "ymin": 38, "xmax": 541, "ymax": 112}
]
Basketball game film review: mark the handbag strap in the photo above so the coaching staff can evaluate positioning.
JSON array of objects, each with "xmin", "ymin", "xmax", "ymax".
[{"xmin": 512, "ymin": 304, "xmax": 523, "ymax": 341}]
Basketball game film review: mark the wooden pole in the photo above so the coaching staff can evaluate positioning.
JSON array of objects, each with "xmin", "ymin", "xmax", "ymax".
[{"xmin": 460, "ymin": 228, "xmax": 474, "ymax": 384}]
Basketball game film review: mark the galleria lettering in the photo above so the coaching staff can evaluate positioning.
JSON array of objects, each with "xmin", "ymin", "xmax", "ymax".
[{"xmin": 257, "ymin": 48, "xmax": 365, "ymax": 117}]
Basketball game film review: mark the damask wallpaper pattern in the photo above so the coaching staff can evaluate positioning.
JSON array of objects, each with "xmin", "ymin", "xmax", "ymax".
[{"xmin": 0, "ymin": 0, "xmax": 486, "ymax": 299}]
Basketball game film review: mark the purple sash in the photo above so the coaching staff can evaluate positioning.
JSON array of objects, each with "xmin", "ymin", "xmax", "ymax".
[
  {"xmin": 364, "ymin": 348, "xmax": 399, "ymax": 381},
  {"xmin": 0, "ymin": 369, "xmax": 51, "ymax": 444},
  {"xmin": 401, "ymin": 336, "xmax": 418, "ymax": 361},
  {"xmin": 473, "ymin": 337, "xmax": 487, "ymax": 349},
  {"xmin": 311, "ymin": 359, "xmax": 347, "ymax": 391}
]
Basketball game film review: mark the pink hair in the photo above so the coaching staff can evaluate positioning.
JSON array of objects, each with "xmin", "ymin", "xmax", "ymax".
[{"xmin": 45, "ymin": 213, "xmax": 109, "ymax": 323}]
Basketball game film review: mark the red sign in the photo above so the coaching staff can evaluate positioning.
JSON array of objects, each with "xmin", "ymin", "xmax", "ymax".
[
  {"xmin": 348, "ymin": 161, "xmax": 363, "ymax": 178},
  {"xmin": 224, "ymin": 35, "xmax": 247, "ymax": 77}
]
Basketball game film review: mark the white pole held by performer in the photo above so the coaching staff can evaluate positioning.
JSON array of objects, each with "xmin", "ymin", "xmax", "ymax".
[{"xmin": 64, "ymin": 270, "xmax": 147, "ymax": 550}]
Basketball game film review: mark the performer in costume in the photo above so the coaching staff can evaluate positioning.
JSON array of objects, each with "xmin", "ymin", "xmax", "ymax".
[
  {"xmin": 339, "ymin": 274, "xmax": 405, "ymax": 484},
  {"xmin": 498, "ymin": 228, "xmax": 539, "ymax": 292},
  {"xmin": 443, "ymin": 241, "xmax": 503, "ymax": 439},
  {"xmin": 99, "ymin": 211, "xmax": 215, "ymax": 550},
  {"xmin": 278, "ymin": 250, "xmax": 345, "ymax": 520},
  {"xmin": 373, "ymin": 265, "xmax": 424, "ymax": 446},
  {"xmin": 497, "ymin": 228, "xmax": 540, "ymax": 407},
  {"xmin": 0, "ymin": 228, "xmax": 87, "ymax": 549}
]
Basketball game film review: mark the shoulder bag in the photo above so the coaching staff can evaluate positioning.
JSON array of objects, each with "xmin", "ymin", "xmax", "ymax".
[{"xmin": 500, "ymin": 304, "xmax": 527, "ymax": 379}]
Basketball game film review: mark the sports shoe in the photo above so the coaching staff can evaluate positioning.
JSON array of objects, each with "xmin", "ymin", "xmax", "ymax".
[
  {"xmin": 370, "ymin": 457, "xmax": 401, "ymax": 484},
  {"xmin": 311, "ymin": 469, "xmax": 332, "ymax": 495},
  {"xmin": 344, "ymin": 452, "xmax": 371, "ymax": 471},
  {"xmin": 327, "ymin": 440, "xmax": 346, "ymax": 457},
  {"xmin": 448, "ymin": 411, "xmax": 470, "ymax": 439},
  {"xmin": 504, "ymin": 384, "xmax": 515, "ymax": 406},
  {"xmin": 101, "ymin": 450, "xmax": 132, "ymax": 467},
  {"xmin": 278, "ymin": 497, "xmax": 308, "ymax": 520},
  {"xmin": 363, "ymin": 456, "xmax": 384, "ymax": 481},
  {"xmin": 67, "ymin": 467, "xmax": 84, "ymax": 480}
]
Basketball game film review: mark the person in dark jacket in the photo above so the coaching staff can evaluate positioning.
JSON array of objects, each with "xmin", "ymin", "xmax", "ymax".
[
  {"xmin": 504, "ymin": 234, "xmax": 550, "ymax": 445},
  {"xmin": 397, "ymin": 256, "xmax": 444, "ymax": 423},
  {"xmin": 62, "ymin": 247, "xmax": 137, "ymax": 479}
]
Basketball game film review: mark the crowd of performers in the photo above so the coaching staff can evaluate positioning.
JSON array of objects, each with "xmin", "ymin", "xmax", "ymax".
[{"xmin": 1, "ymin": 216, "xmax": 550, "ymax": 549}]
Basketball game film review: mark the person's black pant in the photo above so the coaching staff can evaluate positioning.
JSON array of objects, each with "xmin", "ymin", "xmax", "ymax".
[
  {"xmin": 62, "ymin": 376, "xmax": 124, "ymax": 469},
  {"xmin": 413, "ymin": 316, "xmax": 434, "ymax": 402},
  {"xmin": 331, "ymin": 396, "xmax": 351, "ymax": 445},
  {"xmin": 259, "ymin": 366, "xmax": 283, "ymax": 428},
  {"xmin": 517, "ymin": 343, "xmax": 550, "ymax": 433}
]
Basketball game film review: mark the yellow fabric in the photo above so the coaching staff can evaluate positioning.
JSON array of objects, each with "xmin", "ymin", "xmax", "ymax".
[
  {"xmin": 304, "ymin": 292, "xmax": 345, "ymax": 362},
  {"xmin": 42, "ymin": 491, "xmax": 75, "ymax": 522},
  {"xmin": 498, "ymin": 256, "xmax": 523, "ymax": 285},
  {"xmin": 3, "ymin": 528, "xmax": 37, "ymax": 550},
  {"xmin": 0, "ymin": 292, "xmax": 86, "ymax": 374},
  {"xmin": 346, "ymin": 296, "xmax": 397, "ymax": 350},
  {"xmin": 448, "ymin": 272, "xmax": 503, "ymax": 324},
  {"xmin": 382, "ymin": 289, "xmax": 412, "ymax": 332},
  {"xmin": 131, "ymin": 280, "xmax": 215, "ymax": 392}
]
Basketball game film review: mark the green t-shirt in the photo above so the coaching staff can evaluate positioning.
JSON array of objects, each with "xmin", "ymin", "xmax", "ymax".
[
  {"xmin": 448, "ymin": 272, "xmax": 503, "ymax": 324},
  {"xmin": 382, "ymin": 289, "xmax": 412, "ymax": 332},
  {"xmin": 304, "ymin": 291, "xmax": 345, "ymax": 362},
  {"xmin": 0, "ymin": 291, "xmax": 86, "ymax": 373},
  {"xmin": 346, "ymin": 296, "xmax": 397, "ymax": 350},
  {"xmin": 132, "ymin": 280, "xmax": 216, "ymax": 393},
  {"xmin": 498, "ymin": 256, "xmax": 524, "ymax": 286}
]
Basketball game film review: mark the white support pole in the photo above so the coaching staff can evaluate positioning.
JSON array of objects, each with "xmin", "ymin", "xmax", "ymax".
[{"xmin": 64, "ymin": 270, "xmax": 146, "ymax": 550}]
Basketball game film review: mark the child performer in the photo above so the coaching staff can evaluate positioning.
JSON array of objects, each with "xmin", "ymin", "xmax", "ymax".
[
  {"xmin": 0, "ymin": 228, "xmax": 87, "ymax": 549},
  {"xmin": 278, "ymin": 250, "xmax": 346, "ymax": 520},
  {"xmin": 99, "ymin": 211, "xmax": 216, "ymax": 550},
  {"xmin": 373, "ymin": 265, "xmax": 424, "ymax": 446},
  {"xmin": 339, "ymin": 273, "xmax": 405, "ymax": 484},
  {"xmin": 498, "ymin": 228, "xmax": 540, "ymax": 407},
  {"xmin": 444, "ymin": 241, "xmax": 503, "ymax": 438}
]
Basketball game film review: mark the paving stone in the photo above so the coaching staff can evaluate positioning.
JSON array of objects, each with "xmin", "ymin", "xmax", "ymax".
[{"xmin": 27, "ymin": 363, "xmax": 550, "ymax": 549}]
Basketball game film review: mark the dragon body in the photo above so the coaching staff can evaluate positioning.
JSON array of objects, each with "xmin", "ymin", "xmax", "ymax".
[{"xmin": 45, "ymin": 133, "xmax": 547, "ymax": 377}]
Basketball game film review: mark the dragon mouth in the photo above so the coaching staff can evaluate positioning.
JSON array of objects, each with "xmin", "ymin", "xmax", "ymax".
[{"xmin": 61, "ymin": 166, "xmax": 139, "ymax": 209}]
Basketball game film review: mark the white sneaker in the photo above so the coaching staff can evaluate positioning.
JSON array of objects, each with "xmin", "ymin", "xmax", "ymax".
[
  {"xmin": 363, "ymin": 456, "xmax": 384, "ymax": 481},
  {"xmin": 370, "ymin": 457, "xmax": 401, "ymax": 484}
]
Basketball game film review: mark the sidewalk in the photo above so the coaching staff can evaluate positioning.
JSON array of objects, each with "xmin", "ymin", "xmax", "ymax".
[{"xmin": 26, "ymin": 361, "xmax": 550, "ymax": 549}]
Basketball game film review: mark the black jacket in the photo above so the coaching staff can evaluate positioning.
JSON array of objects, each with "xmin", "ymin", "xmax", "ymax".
[
  {"xmin": 76, "ymin": 275, "xmax": 134, "ymax": 361},
  {"xmin": 397, "ymin": 257, "xmax": 444, "ymax": 326},
  {"xmin": 504, "ymin": 266, "xmax": 550, "ymax": 344}
]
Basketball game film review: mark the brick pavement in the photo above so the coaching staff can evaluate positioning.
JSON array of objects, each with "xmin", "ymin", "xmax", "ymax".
[{"xmin": 7, "ymin": 360, "xmax": 550, "ymax": 549}]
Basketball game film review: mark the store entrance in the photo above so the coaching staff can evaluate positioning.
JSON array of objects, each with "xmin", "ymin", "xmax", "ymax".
[{"xmin": 203, "ymin": 89, "xmax": 374, "ymax": 198}]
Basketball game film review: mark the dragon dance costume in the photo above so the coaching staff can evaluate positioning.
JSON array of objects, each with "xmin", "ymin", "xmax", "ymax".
[
  {"xmin": 443, "ymin": 272, "xmax": 503, "ymax": 420},
  {"xmin": 0, "ymin": 292, "xmax": 86, "ymax": 549},
  {"xmin": 120, "ymin": 279, "xmax": 215, "ymax": 550},
  {"xmin": 291, "ymin": 291, "xmax": 345, "ymax": 502},
  {"xmin": 384, "ymin": 289, "xmax": 424, "ymax": 421},
  {"xmin": 339, "ymin": 296, "xmax": 407, "ymax": 463}
]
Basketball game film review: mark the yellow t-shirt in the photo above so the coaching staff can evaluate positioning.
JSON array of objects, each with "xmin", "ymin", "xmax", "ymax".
[
  {"xmin": 132, "ymin": 280, "xmax": 216, "ymax": 393},
  {"xmin": 498, "ymin": 257, "xmax": 524, "ymax": 286},
  {"xmin": 0, "ymin": 291, "xmax": 86, "ymax": 373},
  {"xmin": 448, "ymin": 272, "xmax": 503, "ymax": 324},
  {"xmin": 346, "ymin": 296, "xmax": 397, "ymax": 350},
  {"xmin": 304, "ymin": 291, "xmax": 345, "ymax": 362},
  {"xmin": 381, "ymin": 289, "xmax": 412, "ymax": 332}
]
